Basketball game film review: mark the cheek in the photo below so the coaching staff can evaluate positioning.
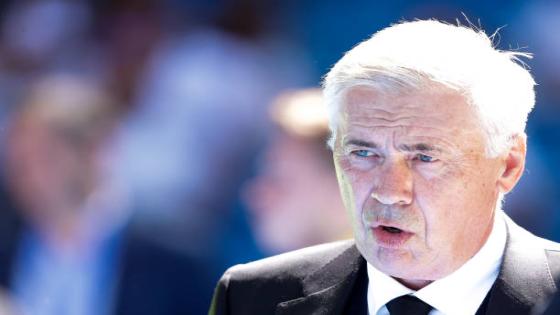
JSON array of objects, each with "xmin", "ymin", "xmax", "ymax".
[
  {"xmin": 413, "ymin": 174, "xmax": 467, "ymax": 243},
  {"xmin": 335, "ymin": 161, "xmax": 372, "ymax": 219},
  {"xmin": 414, "ymin": 167, "xmax": 494, "ymax": 251}
]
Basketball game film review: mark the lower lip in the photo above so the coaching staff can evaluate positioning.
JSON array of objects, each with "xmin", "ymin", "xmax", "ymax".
[{"xmin": 371, "ymin": 227, "xmax": 413, "ymax": 249}]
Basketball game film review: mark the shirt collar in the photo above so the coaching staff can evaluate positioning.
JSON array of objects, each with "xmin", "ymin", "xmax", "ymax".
[{"xmin": 367, "ymin": 211, "xmax": 507, "ymax": 315}]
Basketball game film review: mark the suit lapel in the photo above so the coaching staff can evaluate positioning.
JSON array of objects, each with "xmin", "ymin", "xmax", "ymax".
[
  {"xmin": 484, "ymin": 216, "xmax": 557, "ymax": 315},
  {"xmin": 275, "ymin": 244, "xmax": 366, "ymax": 315}
]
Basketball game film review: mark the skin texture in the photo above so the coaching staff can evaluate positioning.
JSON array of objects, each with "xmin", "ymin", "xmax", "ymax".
[{"xmin": 333, "ymin": 84, "xmax": 526, "ymax": 289}]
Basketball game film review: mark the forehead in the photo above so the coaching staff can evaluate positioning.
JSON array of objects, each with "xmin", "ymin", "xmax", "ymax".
[{"xmin": 338, "ymin": 85, "xmax": 485, "ymax": 149}]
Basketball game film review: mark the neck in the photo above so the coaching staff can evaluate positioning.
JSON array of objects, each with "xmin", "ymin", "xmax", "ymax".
[{"xmin": 395, "ymin": 277, "xmax": 433, "ymax": 290}]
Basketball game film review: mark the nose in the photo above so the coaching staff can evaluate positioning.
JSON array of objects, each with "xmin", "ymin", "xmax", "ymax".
[{"xmin": 370, "ymin": 158, "xmax": 413, "ymax": 205}]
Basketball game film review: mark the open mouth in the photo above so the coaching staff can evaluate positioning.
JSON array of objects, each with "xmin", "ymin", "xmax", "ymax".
[
  {"xmin": 381, "ymin": 226, "xmax": 403, "ymax": 234},
  {"xmin": 372, "ymin": 225, "xmax": 413, "ymax": 248}
]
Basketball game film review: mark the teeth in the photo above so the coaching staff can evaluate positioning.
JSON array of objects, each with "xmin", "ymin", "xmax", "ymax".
[{"xmin": 382, "ymin": 226, "xmax": 402, "ymax": 233}]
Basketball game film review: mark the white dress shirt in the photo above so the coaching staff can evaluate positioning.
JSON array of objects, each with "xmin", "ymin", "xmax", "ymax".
[{"xmin": 367, "ymin": 211, "xmax": 507, "ymax": 315}]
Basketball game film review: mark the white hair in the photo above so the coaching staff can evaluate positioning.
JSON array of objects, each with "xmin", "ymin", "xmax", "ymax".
[{"xmin": 322, "ymin": 19, "xmax": 536, "ymax": 157}]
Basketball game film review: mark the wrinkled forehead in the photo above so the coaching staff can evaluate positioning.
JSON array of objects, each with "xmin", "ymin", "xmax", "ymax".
[
  {"xmin": 335, "ymin": 84, "xmax": 487, "ymax": 147},
  {"xmin": 338, "ymin": 84, "xmax": 477, "ymax": 124},
  {"xmin": 343, "ymin": 80, "xmax": 465, "ymax": 105}
]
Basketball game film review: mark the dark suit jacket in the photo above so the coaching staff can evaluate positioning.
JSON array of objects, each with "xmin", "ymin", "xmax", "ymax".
[
  {"xmin": 209, "ymin": 215, "xmax": 560, "ymax": 315},
  {"xmin": 538, "ymin": 291, "xmax": 560, "ymax": 315}
]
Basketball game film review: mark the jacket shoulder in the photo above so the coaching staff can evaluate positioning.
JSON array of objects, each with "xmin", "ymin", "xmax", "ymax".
[
  {"xmin": 541, "ymin": 239, "xmax": 560, "ymax": 287},
  {"xmin": 227, "ymin": 239, "xmax": 355, "ymax": 281},
  {"xmin": 209, "ymin": 240, "xmax": 355, "ymax": 315},
  {"xmin": 539, "ymin": 238, "xmax": 560, "ymax": 252},
  {"xmin": 508, "ymin": 220, "xmax": 560, "ymax": 282}
]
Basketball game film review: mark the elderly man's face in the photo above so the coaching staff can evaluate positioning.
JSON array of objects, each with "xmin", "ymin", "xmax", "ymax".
[{"xmin": 333, "ymin": 85, "xmax": 509, "ymax": 287}]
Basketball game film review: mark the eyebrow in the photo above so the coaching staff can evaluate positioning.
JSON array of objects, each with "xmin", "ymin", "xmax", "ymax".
[
  {"xmin": 399, "ymin": 143, "xmax": 441, "ymax": 153},
  {"xmin": 343, "ymin": 139, "xmax": 441, "ymax": 153},
  {"xmin": 343, "ymin": 139, "xmax": 379, "ymax": 148}
]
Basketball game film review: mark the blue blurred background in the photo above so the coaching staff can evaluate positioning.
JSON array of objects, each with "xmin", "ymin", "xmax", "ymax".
[{"xmin": 0, "ymin": 0, "xmax": 558, "ymax": 314}]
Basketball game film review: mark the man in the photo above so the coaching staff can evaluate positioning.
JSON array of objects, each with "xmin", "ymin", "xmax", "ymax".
[
  {"xmin": 243, "ymin": 88, "xmax": 351, "ymax": 254},
  {"xmin": 209, "ymin": 20, "xmax": 560, "ymax": 315},
  {"xmin": 0, "ymin": 75, "xmax": 210, "ymax": 315}
]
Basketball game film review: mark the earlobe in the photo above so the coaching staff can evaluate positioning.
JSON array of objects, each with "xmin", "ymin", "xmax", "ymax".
[{"xmin": 497, "ymin": 134, "xmax": 526, "ymax": 193}]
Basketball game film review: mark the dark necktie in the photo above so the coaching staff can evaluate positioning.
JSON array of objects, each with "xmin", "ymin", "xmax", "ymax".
[{"xmin": 386, "ymin": 295, "xmax": 433, "ymax": 315}]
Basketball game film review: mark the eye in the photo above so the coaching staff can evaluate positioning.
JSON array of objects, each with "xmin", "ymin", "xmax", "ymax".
[
  {"xmin": 352, "ymin": 149, "xmax": 374, "ymax": 157},
  {"xmin": 415, "ymin": 153, "xmax": 436, "ymax": 163}
]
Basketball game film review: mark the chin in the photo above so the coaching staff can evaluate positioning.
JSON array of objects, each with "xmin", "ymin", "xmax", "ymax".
[
  {"xmin": 376, "ymin": 251, "xmax": 417, "ymax": 275},
  {"xmin": 361, "ymin": 244, "xmax": 430, "ymax": 279}
]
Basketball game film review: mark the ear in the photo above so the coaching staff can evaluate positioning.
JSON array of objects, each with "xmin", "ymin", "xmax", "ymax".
[{"xmin": 497, "ymin": 134, "xmax": 526, "ymax": 194}]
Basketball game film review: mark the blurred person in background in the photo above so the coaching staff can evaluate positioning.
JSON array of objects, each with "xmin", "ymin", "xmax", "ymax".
[
  {"xmin": 0, "ymin": 0, "xmax": 102, "ymax": 150},
  {"xmin": 0, "ymin": 75, "xmax": 210, "ymax": 315},
  {"xmin": 243, "ymin": 88, "xmax": 351, "ymax": 254},
  {"xmin": 110, "ymin": 0, "xmax": 312, "ymax": 281}
]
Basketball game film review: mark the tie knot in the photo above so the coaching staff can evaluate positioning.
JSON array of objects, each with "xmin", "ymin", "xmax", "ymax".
[{"xmin": 386, "ymin": 295, "xmax": 433, "ymax": 315}]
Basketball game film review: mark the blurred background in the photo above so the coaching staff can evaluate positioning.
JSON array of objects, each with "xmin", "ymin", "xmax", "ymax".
[{"xmin": 0, "ymin": 0, "xmax": 558, "ymax": 314}]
